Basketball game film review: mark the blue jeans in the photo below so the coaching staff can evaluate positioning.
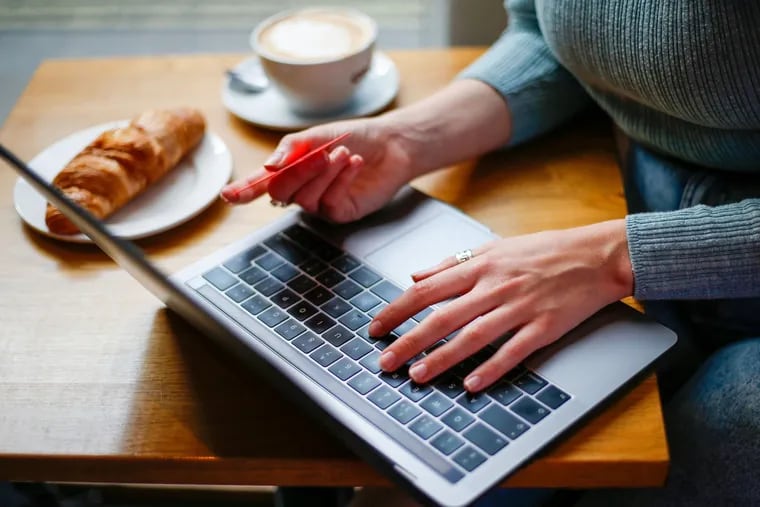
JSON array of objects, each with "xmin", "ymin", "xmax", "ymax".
[{"xmin": 572, "ymin": 135, "xmax": 760, "ymax": 506}]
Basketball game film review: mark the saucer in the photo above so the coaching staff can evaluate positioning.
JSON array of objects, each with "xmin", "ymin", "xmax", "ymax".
[
  {"xmin": 222, "ymin": 51, "xmax": 399, "ymax": 131},
  {"xmin": 14, "ymin": 121, "xmax": 233, "ymax": 243}
]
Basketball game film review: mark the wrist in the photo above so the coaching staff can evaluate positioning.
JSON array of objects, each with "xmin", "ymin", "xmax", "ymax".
[
  {"xmin": 598, "ymin": 219, "xmax": 634, "ymax": 299},
  {"xmin": 372, "ymin": 112, "xmax": 438, "ymax": 179}
]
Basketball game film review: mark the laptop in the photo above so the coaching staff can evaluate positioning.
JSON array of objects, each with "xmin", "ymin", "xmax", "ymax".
[{"xmin": 0, "ymin": 143, "xmax": 676, "ymax": 507}]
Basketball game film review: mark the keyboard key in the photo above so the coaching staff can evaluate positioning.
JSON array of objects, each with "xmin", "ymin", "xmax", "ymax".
[
  {"xmin": 370, "ymin": 280, "xmax": 403, "ymax": 303},
  {"xmin": 241, "ymin": 294, "xmax": 271, "ymax": 315},
  {"xmin": 271, "ymin": 289, "xmax": 300, "ymax": 309},
  {"xmin": 323, "ymin": 297, "xmax": 352, "ymax": 318},
  {"xmin": 310, "ymin": 344, "xmax": 342, "ymax": 367},
  {"xmin": 255, "ymin": 252, "xmax": 283, "ymax": 270},
  {"xmin": 338, "ymin": 310, "xmax": 370, "ymax": 331},
  {"xmin": 393, "ymin": 319, "xmax": 416, "ymax": 337},
  {"xmin": 488, "ymin": 382, "xmax": 522, "ymax": 406},
  {"xmin": 264, "ymin": 235, "xmax": 308, "ymax": 264},
  {"xmin": 536, "ymin": 385, "xmax": 571, "ymax": 409},
  {"xmin": 288, "ymin": 275, "xmax": 318, "ymax": 294},
  {"xmin": 300, "ymin": 257, "xmax": 328, "ymax": 276},
  {"xmin": 258, "ymin": 307, "xmax": 288, "ymax": 327},
  {"xmin": 223, "ymin": 245, "xmax": 266, "ymax": 273},
  {"xmin": 316, "ymin": 269, "xmax": 345, "ymax": 287},
  {"xmin": 359, "ymin": 351, "xmax": 382, "ymax": 373},
  {"xmin": 463, "ymin": 423, "xmax": 508, "ymax": 455},
  {"xmin": 340, "ymin": 338, "xmax": 373, "ymax": 360},
  {"xmin": 441, "ymin": 407, "xmax": 475, "ymax": 432},
  {"xmin": 328, "ymin": 357, "xmax": 361, "ymax": 381},
  {"xmin": 431, "ymin": 431, "xmax": 465, "ymax": 456},
  {"xmin": 275, "ymin": 319, "xmax": 306, "ymax": 341},
  {"xmin": 225, "ymin": 284, "xmax": 254, "ymax": 303},
  {"xmin": 436, "ymin": 376, "xmax": 465, "ymax": 399},
  {"xmin": 323, "ymin": 325, "xmax": 353, "ymax": 347},
  {"xmin": 514, "ymin": 372, "xmax": 548, "ymax": 394},
  {"xmin": 203, "ymin": 267, "xmax": 236, "ymax": 291},
  {"xmin": 368, "ymin": 385, "xmax": 401, "ymax": 409},
  {"xmin": 400, "ymin": 382, "xmax": 433, "ymax": 402},
  {"xmin": 304, "ymin": 286, "xmax": 333, "ymax": 306},
  {"xmin": 348, "ymin": 371, "xmax": 381, "ymax": 395},
  {"xmin": 334, "ymin": 280, "xmax": 362, "ymax": 300},
  {"xmin": 368, "ymin": 303, "xmax": 386, "ymax": 318},
  {"xmin": 420, "ymin": 392, "xmax": 454, "ymax": 417},
  {"xmin": 283, "ymin": 225, "xmax": 342, "ymax": 261},
  {"xmin": 452, "ymin": 446, "xmax": 487, "ymax": 472},
  {"xmin": 288, "ymin": 301, "xmax": 318, "ymax": 321},
  {"xmin": 480, "ymin": 405, "xmax": 529, "ymax": 440},
  {"xmin": 410, "ymin": 415, "xmax": 443, "ymax": 440},
  {"xmin": 350, "ymin": 292, "xmax": 382, "ymax": 312},
  {"xmin": 388, "ymin": 400, "xmax": 421, "ymax": 424},
  {"xmin": 271, "ymin": 263, "xmax": 300, "ymax": 282},
  {"xmin": 349, "ymin": 267, "xmax": 382, "ymax": 287},
  {"xmin": 304, "ymin": 313, "xmax": 336, "ymax": 334},
  {"xmin": 332, "ymin": 255, "xmax": 361, "ymax": 273},
  {"xmin": 511, "ymin": 397, "xmax": 550, "ymax": 424},
  {"xmin": 457, "ymin": 392, "xmax": 491, "ymax": 413},
  {"xmin": 413, "ymin": 307, "xmax": 434, "ymax": 323},
  {"xmin": 292, "ymin": 332, "xmax": 323, "ymax": 354},
  {"xmin": 239, "ymin": 266, "xmax": 267, "ymax": 285},
  {"xmin": 380, "ymin": 367, "xmax": 410, "ymax": 388},
  {"xmin": 253, "ymin": 277, "xmax": 284, "ymax": 297}
]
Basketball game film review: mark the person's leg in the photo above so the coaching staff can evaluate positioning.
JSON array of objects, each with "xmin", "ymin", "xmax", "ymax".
[{"xmin": 576, "ymin": 337, "xmax": 760, "ymax": 506}]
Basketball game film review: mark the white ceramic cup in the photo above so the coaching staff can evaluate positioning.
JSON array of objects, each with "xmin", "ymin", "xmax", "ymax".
[{"xmin": 250, "ymin": 7, "xmax": 377, "ymax": 115}]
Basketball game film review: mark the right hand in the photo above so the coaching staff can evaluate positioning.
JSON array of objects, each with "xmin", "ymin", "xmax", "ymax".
[{"xmin": 220, "ymin": 118, "xmax": 418, "ymax": 223}]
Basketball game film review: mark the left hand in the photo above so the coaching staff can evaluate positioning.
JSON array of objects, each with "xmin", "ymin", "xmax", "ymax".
[{"xmin": 370, "ymin": 219, "xmax": 634, "ymax": 392}]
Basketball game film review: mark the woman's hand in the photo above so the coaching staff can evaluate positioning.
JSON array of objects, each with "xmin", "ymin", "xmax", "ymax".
[
  {"xmin": 370, "ymin": 219, "xmax": 634, "ymax": 392},
  {"xmin": 220, "ymin": 117, "xmax": 420, "ymax": 223}
]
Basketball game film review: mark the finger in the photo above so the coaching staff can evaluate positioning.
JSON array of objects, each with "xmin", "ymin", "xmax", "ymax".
[
  {"xmin": 220, "ymin": 167, "xmax": 270, "ymax": 204},
  {"xmin": 379, "ymin": 285, "xmax": 502, "ymax": 373},
  {"xmin": 406, "ymin": 306, "xmax": 518, "ymax": 385},
  {"xmin": 291, "ymin": 146, "xmax": 351, "ymax": 214},
  {"xmin": 370, "ymin": 262, "xmax": 477, "ymax": 341},
  {"xmin": 267, "ymin": 150, "xmax": 330, "ymax": 204},
  {"xmin": 463, "ymin": 319, "xmax": 552, "ymax": 392},
  {"xmin": 318, "ymin": 154, "xmax": 364, "ymax": 222},
  {"xmin": 410, "ymin": 244, "xmax": 489, "ymax": 282}
]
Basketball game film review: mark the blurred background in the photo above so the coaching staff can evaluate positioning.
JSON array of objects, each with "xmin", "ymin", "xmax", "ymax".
[{"xmin": 0, "ymin": 0, "xmax": 507, "ymax": 127}]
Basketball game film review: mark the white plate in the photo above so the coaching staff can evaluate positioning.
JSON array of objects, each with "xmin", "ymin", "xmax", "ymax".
[
  {"xmin": 13, "ymin": 121, "xmax": 233, "ymax": 243},
  {"xmin": 222, "ymin": 51, "xmax": 399, "ymax": 131}
]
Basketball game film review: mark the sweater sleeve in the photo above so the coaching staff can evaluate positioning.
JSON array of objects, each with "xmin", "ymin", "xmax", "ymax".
[
  {"xmin": 458, "ymin": 0, "xmax": 591, "ymax": 146},
  {"xmin": 626, "ymin": 199, "xmax": 760, "ymax": 300}
]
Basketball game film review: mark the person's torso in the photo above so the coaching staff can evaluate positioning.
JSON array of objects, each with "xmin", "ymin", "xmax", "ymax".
[{"xmin": 533, "ymin": 0, "xmax": 760, "ymax": 170}]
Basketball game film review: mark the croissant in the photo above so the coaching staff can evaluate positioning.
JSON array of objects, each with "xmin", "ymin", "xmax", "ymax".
[{"xmin": 45, "ymin": 107, "xmax": 206, "ymax": 235}]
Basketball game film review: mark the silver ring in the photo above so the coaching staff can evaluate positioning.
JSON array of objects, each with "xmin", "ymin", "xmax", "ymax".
[
  {"xmin": 455, "ymin": 249, "xmax": 474, "ymax": 264},
  {"xmin": 269, "ymin": 199, "xmax": 289, "ymax": 208}
]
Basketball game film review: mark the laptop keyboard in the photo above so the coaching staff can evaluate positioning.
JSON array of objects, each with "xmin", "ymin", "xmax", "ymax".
[{"xmin": 197, "ymin": 224, "xmax": 572, "ymax": 478}]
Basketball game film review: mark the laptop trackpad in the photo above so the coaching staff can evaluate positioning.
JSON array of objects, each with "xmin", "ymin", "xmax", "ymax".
[{"xmin": 365, "ymin": 214, "xmax": 494, "ymax": 286}]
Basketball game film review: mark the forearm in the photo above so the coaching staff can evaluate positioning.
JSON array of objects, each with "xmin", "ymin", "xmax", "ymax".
[{"xmin": 377, "ymin": 78, "xmax": 512, "ymax": 177}]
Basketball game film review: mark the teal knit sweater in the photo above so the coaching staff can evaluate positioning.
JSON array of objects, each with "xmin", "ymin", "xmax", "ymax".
[{"xmin": 460, "ymin": 0, "xmax": 760, "ymax": 300}]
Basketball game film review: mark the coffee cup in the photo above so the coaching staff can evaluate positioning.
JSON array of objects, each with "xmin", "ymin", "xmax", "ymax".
[{"xmin": 250, "ymin": 7, "xmax": 377, "ymax": 115}]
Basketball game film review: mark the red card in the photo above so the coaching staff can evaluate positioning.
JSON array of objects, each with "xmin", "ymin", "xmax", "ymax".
[{"xmin": 231, "ymin": 132, "xmax": 351, "ymax": 197}]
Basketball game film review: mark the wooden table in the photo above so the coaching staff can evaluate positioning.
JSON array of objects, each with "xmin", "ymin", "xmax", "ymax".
[{"xmin": 0, "ymin": 49, "xmax": 668, "ymax": 488}]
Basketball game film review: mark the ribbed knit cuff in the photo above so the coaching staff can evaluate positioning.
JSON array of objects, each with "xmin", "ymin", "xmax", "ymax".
[{"xmin": 626, "ymin": 201, "xmax": 760, "ymax": 300}]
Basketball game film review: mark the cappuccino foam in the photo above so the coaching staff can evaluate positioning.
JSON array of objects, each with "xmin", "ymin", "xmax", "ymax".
[{"xmin": 258, "ymin": 11, "xmax": 371, "ymax": 62}]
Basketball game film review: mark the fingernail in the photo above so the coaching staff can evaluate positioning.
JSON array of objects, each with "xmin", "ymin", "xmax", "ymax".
[
  {"xmin": 264, "ymin": 151, "xmax": 284, "ymax": 169},
  {"xmin": 464, "ymin": 375, "xmax": 481, "ymax": 391},
  {"xmin": 219, "ymin": 189, "xmax": 238, "ymax": 203},
  {"xmin": 409, "ymin": 362, "xmax": 428, "ymax": 382},
  {"xmin": 368, "ymin": 320, "xmax": 383, "ymax": 337},
  {"xmin": 379, "ymin": 350, "xmax": 396, "ymax": 370}
]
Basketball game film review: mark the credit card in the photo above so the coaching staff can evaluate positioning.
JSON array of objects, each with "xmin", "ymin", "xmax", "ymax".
[{"xmin": 230, "ymin": 132, "xmax": 351, "ymax": 197}]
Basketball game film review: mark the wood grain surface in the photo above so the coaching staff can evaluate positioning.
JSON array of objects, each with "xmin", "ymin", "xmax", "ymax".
[{"xmin": 0, "ymin": 49, "xmax": 668, "ymax": 488}]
